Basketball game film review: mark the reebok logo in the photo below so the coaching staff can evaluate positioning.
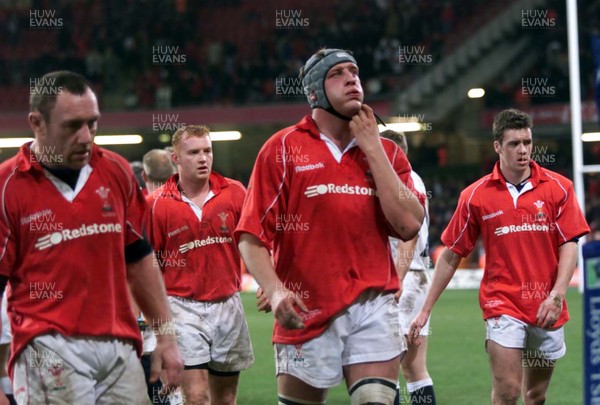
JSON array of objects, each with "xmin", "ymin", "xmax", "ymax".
[
  {"xmin": 21, "ymin": 209, "xmax": 54, "ymax": 225},
  {"xmin": 35, "ymin": 223, "xmax": 122, "ymax": 250},
  {"xmin": 494, "ymin": 223, "xmax": 549, "ymax": 236},
  {"xmin": 167, "ymin": 225, "xmax": 189, "ymax": 238},
  {"xmin": 482, "ymin": 210, "xmax": 503, "ymax": 221},
  {"xmin": 295, "ymin": 162, "xmax": 324, "ymax": 173},
  {"xmin": 304, "ymin": 183, "xmax": 377, "ymax": 198}
]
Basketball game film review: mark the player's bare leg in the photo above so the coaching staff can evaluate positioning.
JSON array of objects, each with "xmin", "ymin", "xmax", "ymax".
[
  {"xmin": 521, "ymin": 358, "xmax": 555, "ymax": 405},
  {"xmin": 488, "ymin": 341, "xmax": 522, "ymax": 405},
  {"xmin": 400, "ymin": 338, "xmax": 435, "ymax": 403},
  {"xmin": 344, "ymin": 356, "xmax": 400, "ymax": 404},
  {"xmin": 182, "ymin": 368, "xmax": 210, "ymax": 405},
  {"xmin": 277, "ymin": 374, "xmax": 327, "ymax": 404},
  {"xmin": 401, "ymin": 337, "xmax": 429, "ymax": 382},
  {"xmin": 208, "ymin": 373, "xmax": 240, "ymax": 405}
]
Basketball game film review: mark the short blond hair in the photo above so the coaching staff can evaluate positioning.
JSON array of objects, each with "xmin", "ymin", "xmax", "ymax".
[
  {"xmin": 142, "ymin": 149, "xmax": 176, "ymax": 183},
  {"xmin": 172, "ymin": 125, "xmax": 211, "ymax": 150}
]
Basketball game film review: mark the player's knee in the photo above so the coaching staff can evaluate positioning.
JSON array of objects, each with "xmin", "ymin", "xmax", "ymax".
[
  {"xmin": 523, "ymin": 386, "xmax": 548, "ymax": 405},
  {"xmin": 183, "ymin": 388, "xmax": 210, "ymax": 405},
  {"xmin": 493, "ymin": 374, "xmax": 521, "ymax": 401},
  {"xmin": 211, "ymin": 392, "xmax": 236, "ymax": 405},
  {"xmin": 494, "ymin": 385, "xmax": 520, "ymax": 405},
  {"xmin": 349, "ymin": 377, "xmax": 397, "ymax": 405},
  {"xmin": 208, "ymin": 378, "xmax": 239, "ymax": 405}
]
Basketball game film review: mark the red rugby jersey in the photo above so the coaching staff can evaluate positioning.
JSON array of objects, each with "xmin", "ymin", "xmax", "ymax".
[
  {"xmin": 235, "ymin": 115, "xmax": 424, "ymax": 345},
  {"xmin": 146, "ymin": 172, "xmax": 246, "ymax": 301},
  {"xmin": 442, "ymin": 161, "xmax": 589, "ymax": 327},
  {"xmin": 0, "ymin": 143, "xmax": 145, "ymax": 374}
]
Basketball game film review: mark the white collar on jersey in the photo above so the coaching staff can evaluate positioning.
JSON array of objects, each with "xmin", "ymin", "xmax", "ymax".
[
  {"xmin": 44, "ymin": 164, "xmax": 93, "ymax": 203},
  {"xmin": 506, "ymin": 181, "xmax": 533, "ymax": 209},
  {"xmin": 180, "ymin": 190, "xmax": 215, "ymax": 222},
  {"xmin": 319, "ymin": 133, "xmax": 357, "ymax": 163}
]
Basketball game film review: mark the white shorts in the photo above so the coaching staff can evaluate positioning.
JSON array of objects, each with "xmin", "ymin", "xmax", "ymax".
[
  {"xmin": 168, "ymin": 293, "xmax": 254, "ymax": 372},
  {"xmin": 485, "ymin": 314, "xmax": 566, "ymax": 360},
  {"xmin": 399, "ymin": 270, "xmax": 431, "ymax": 337},
  {"xmin": 142, "ymin": 326, "xmax": 157, "ymax": 355},
  {"xmin": 12, "ymin": 334, "xmax": 148, "ymax": 404},
  {"xmin": 0, "ymin": 293, "xmax": 11, "ymax": 345},
  {"xmin": 275, "ymin": 290, "xmax": 405, "ymax": 389}
]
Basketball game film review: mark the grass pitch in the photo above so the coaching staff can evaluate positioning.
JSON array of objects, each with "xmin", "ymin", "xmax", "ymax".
[{"xmin": 237, "ymin": 289, "xmax": 583, "ymax": 404}]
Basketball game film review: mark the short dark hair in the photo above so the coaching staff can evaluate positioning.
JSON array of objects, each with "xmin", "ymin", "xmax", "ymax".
[
  {"xmin": 29, "ymin": 71, "xmax": 92, "ymax": 122},
  {"xmin": 380, "ymin": 129, "xmax": 408, "ymax": 155},
  {"xmin": 492, "ymin": 109, "xmax": 533, "ymax": 143}
]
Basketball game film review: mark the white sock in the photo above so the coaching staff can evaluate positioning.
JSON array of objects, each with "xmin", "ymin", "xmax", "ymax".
[{"xmin": 407, "ymin": 378, "xmax": 433, "ymax": 393}]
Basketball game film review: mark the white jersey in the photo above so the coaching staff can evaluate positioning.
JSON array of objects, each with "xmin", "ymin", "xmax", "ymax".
[{"xmin": 390, "ymin": 171, "xmax": 429, "ymax": 270}]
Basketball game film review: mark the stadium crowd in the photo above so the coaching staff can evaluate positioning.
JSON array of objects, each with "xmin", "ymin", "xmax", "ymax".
[{"xmin": 0, "ymin": 0, "xmax": 591, "ymax": 111}]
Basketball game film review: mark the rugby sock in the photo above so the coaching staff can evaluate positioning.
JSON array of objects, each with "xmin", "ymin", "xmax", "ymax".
[{"xmin": 407, "ymin": 379, "xmax": 435, "ymax": 405}]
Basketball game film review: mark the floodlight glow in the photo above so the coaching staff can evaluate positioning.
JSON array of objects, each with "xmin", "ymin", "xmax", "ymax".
[
  {"xmin": 378, "ymin": 122, "xmax": 423, "ymax": 133},
  {"xmin": 210, "ymin": 131, "xmax": 242, "ymax": 141},
  {"xmin": 468, "ymin": 88, "xmax": 485, "ymax": 98},
  {"xmin": 582, "ymin": 132, "xmax": 600, "ymax": 142},
  {"xmin": 0, "ymin": 138, "xmax": 34, "ymax": 148},
  {"xmin": 94, "ymin": 135, "xmax": 143, "ymax": 145}
]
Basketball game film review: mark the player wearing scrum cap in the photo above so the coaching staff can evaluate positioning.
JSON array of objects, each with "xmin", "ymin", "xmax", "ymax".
[{"xmin": 237, "ymin": 48, "xmax": 425, "ymax": 405}]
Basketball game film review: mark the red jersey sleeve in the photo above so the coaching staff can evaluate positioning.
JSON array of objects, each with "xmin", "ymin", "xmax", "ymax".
[
  {"xmin": 235, "ymin": 139, "xmax": 288, "ymax": 250},
  {"xmin": 441, "ymin": 187, "xmax": 481, "ymax": 257},
  {"xmin": 386, "ymin": 141, "xmax": 426, "ymax": 239},
  {"xmin": 391, "ymin": 146, "xmax": 426, "ymax": 205},
  {"xmin": 0, "ymin": 198, "xmax": 16, "ymax": 279},
  {"xmin": 554, "ymin": 181, "xmax": 590, "ymax": 244},
  {"xmin": 0, "ymin": 166, "xmax": 17, "ymax": 279},
  {"xmin": 125, "ymin": 172, "xmax": 148, "ymax": 246}
]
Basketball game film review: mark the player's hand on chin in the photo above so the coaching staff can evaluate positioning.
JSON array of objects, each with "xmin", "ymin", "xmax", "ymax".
[
  {"xmin": 349, "ymin": 104, "xmax": 381, "ymax": 155},
  {"xmin": 270, "ymin": 288, "xmax": 309, "ymax": 330},
  {"xmin": 151, "ymin": 334, "xmax": 184, "ymax": 392}
]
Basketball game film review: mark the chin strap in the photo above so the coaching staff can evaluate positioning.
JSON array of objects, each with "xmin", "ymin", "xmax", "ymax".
[
  {"xmin": 374, "ymin": 112, "xmax": 387, "ymax": 127},
  {"xmin": 320, "ymin": 108, "xmax": 388, "ymax": 125},
  {"xmin": 319, "ymin": 106, "xmax": 351, "ymax": 121}
]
